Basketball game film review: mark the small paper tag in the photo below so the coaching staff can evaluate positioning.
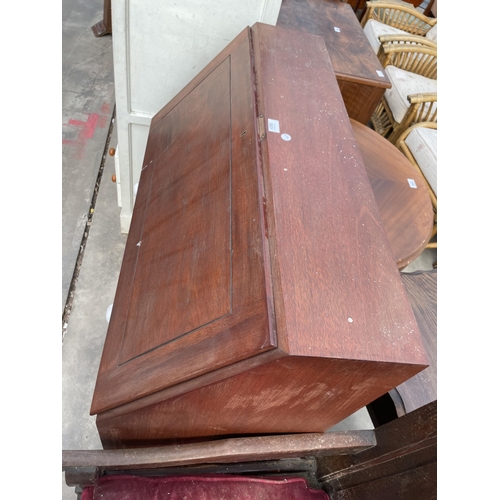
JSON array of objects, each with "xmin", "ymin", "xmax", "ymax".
[
  {"xmin": 376, "ymin": 70, "xmax": 385, "ymax": 78},
  {"xmin": 281, "ymin": 133, "xmax": 291, "ymax": 141},
  {"xmin": 334, "ymin": 27, "xmax": 341, "ymax": 32},
  {"xmin": 407, "ymin": 178, "xmax": 417, "ymax": 188},
  {"xmin": 268, "ymin": 119, "xmax": 280, "ymax": 133}
]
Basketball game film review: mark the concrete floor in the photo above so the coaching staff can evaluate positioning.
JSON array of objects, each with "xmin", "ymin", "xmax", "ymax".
[
  {"xmin": 61, "ymin": 2, "xmax": 437, "ymax": 498},
  {"xmin": 62, "ymin": 0, "xmax": 115, "ymax": 315},
  {"xmin": 62, "ymin": 2, "xmax": 122, "ymax": 498}
]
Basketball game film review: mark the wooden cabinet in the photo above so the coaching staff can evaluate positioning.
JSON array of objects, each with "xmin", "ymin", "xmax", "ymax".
[
  {"xmin": 277, "ymin": 0, "xmax": 392, "ymax": 124},
  {"xmin": 91, "ymin": 23, "xmax": 428, "ymax": 449}
]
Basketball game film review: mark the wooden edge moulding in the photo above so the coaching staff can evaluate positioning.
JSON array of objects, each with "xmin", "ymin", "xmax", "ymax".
[{"xmin": 64, "ymin": 402, "xmax": 437, "ymax": 497}]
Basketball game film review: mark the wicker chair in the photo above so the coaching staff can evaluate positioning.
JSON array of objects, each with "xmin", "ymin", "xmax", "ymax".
[
  {"xmin": 361, "ymin": 1, "xmax": 437, "ymax": 54},
  {"xmin": 376, "ymin": 33, "xmax": 436, "ymax": 57},
  {"xmin": 397, "ymin": 122, "xmax": 437, "ymax": 249},
  {"xmin": 371, "ymin": 41, "xmax": 437, "ymax": 144}
]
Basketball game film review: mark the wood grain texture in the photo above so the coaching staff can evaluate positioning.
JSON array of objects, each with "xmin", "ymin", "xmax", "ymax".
[
  {"xmin": 96, "ymin": 356, "xmax": 423, "ymax": 448},
  {"xmin": 92, "ymin": 23, "xmax": 429, "ymax": 446},
  {"xmin": 317, "ymin": 401, "xmax": 437, "ymax": 497},
  {"xmin": 277, "ymin": 0, "xmax": 390, "ymax": 123},
  {"xmin": 336, "ymin": 463, "xmax": 437, "ymax": 499},
  {"xmin": 118, "ymin": 58, "xmax": 232, "ymax": 363},
  {"xmin": 350, "ymin": 118, "xmax": 434, "ymax": 269},
  {"xmin": 64, "ymin": 404, "xmax": 436, "ymax": 499},
  {"xmin": 91, "ymin": 30, "xmax": 275, "ymax": 415},
  {"xmin": 252, "ymin": 24, "xmax": 428, "ymax": 364},
  {"xmin": 397, "ymin": 271, "xmax": 437, "ymax": 412},
  {"xmin": 63, "ymin": 432, "xmax": 376, "ymax": 469}
]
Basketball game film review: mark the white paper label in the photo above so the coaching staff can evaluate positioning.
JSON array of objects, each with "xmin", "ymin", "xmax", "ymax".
[
  {"xmin": 281, "ymin": 133, "xmax": 291, "ymax": 141},
  {"xmin": 376, "ymin": 70, "xmax": 385, "ymax": 78},
  {"xmin": 334, "ymin": 27, "xmax": 341, "ymax": 32},
  {"xmin": 407, "ymin": 178, "xmax": 417, "ymax": 188},
  {"xmin": 268, "ymin": 119, "xmax": 280, "ymax": 133}
]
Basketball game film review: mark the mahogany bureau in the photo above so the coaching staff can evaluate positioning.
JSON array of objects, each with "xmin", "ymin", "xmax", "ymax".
[
  {"xmin": 91, "ymin": 23, "xmax": 428, "ymax": 449},
  {"xmin": 277, "ymin": 0, "xmax": 392, "ymax": 125}
]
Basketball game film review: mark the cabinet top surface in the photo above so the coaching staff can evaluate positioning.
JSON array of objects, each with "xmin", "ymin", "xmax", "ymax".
[
  {"xmin": 277, "ymin": 0, "xmax": 391, "ymax": 87},
  {"xmin": 251, "ymin": 23, "xmax": 426, "ymax": 364}
]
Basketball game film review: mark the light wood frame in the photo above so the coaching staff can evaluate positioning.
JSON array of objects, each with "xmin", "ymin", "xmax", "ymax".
[
  {"xmin": 371, "ymin": 42, "xmax": 437, "ymax": 143},
  {"xmin": 376, "ymin": 33, "xmax": 437, "ymax": 60},
  {"xmin": 361, "ymin": 1, "xmax": 437, "ymax": 35},
  {"xmin": 378, "ymin": 43, "xmax": 437, "ymax": 77}
]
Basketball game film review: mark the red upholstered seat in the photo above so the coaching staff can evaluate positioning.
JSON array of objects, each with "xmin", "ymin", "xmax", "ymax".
[{"xmin": 82, "ymin": 475, "xmax": 329, "ymax": 500}]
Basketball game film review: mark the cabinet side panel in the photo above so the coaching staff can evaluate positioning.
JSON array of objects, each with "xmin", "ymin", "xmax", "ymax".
[
  {"xmin": 96, "ymin": 356, "xmax": 423, "ymax": 448},
  {"xmin": 337, "ymin": 80, "xmax": 386, "ymax": 125}
]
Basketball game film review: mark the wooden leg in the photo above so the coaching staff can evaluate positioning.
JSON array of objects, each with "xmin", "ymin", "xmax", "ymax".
[
  {"xmin": 92, "ymin": 0, "xmax": 112, "ymax": 37},
  {"xmin": 423, "ymin": 0, "xmax": 436, "ymax": 17}
]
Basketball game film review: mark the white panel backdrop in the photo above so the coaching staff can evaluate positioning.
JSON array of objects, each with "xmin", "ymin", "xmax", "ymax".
[{"xmin": 112, "ymin": 0, "xmax": 282, "ymax": 232}]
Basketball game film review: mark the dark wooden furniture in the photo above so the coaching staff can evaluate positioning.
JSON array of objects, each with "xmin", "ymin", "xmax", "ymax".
[
  {"xmin": 64, "ymin": 402, "xmax": 437, "ymax": 499},
  {"xmin": 341, "ymin": 0, "xmax": 368, "ymax": 20},
  {"xmin": 277, "ymin": 0, "xmax": 391, "ymax": 124},
  {"xmin": 367, "ymin": 270, "xmax": 436, "ymax": 426},
  {"xmin": 91, "ymin": 23, "xmax": 428, "ymax": 449},
  {"xmin": 423, "ymin": 0, "xmax": 436, "ymax": 18},
  {"xmin": 349, "ymin": 118, "xmax": 434, "ymax": 269},
  {"xmin": 395, "ymin": 270, "xmax": 437, "ymax": 413},
  {"xmin": 92, "ymin": 0, "xmax": 112, "ymax": 37},
  {"xmin": 317, "ymin": 401, "xmax": 437, "ymax": 498}
]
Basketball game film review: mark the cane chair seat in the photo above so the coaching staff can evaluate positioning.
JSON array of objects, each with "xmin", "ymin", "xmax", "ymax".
[
  {"xmin": 370, "ymin": 41, "xmax": 437, "ymax": 143},
  {"xmin": 361, "ymin": 1, "xmax": 437, "ymax": 53},
  {"xmin": 384, "ymin": 65, "xmax": 436, "ymax": 124}
]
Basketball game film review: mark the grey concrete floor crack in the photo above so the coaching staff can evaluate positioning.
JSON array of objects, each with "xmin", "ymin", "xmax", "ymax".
[{"xmin": 62, "ymin": 105, "xmax": 116, "ymax": 342}]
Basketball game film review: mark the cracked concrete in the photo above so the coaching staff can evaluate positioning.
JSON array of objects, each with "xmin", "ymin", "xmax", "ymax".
[{"xmin": 62, "ymin": 0, "xmax": 115, "ymax": 313}]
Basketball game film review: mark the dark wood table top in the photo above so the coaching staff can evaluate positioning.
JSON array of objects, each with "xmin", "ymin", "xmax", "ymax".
[
  {"xmin": 398, "ymin": 270, "xmax": 437, "ymax": 412},
  {"xmin": 277, "ymin": 0, "xmax": 391, "ymax": 88},
  {"xmin": 350, "ymin": 119, "xmax": 434, "ymax": 269}
]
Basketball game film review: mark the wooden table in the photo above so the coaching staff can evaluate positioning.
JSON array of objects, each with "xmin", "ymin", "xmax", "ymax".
[
  {"xmin": 277, "ymin": 0, "xmax": 391, "ymax": 124},
  {"xmin": 350, "ymin": 119, "xmax": 434, "ymax": 269}
]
